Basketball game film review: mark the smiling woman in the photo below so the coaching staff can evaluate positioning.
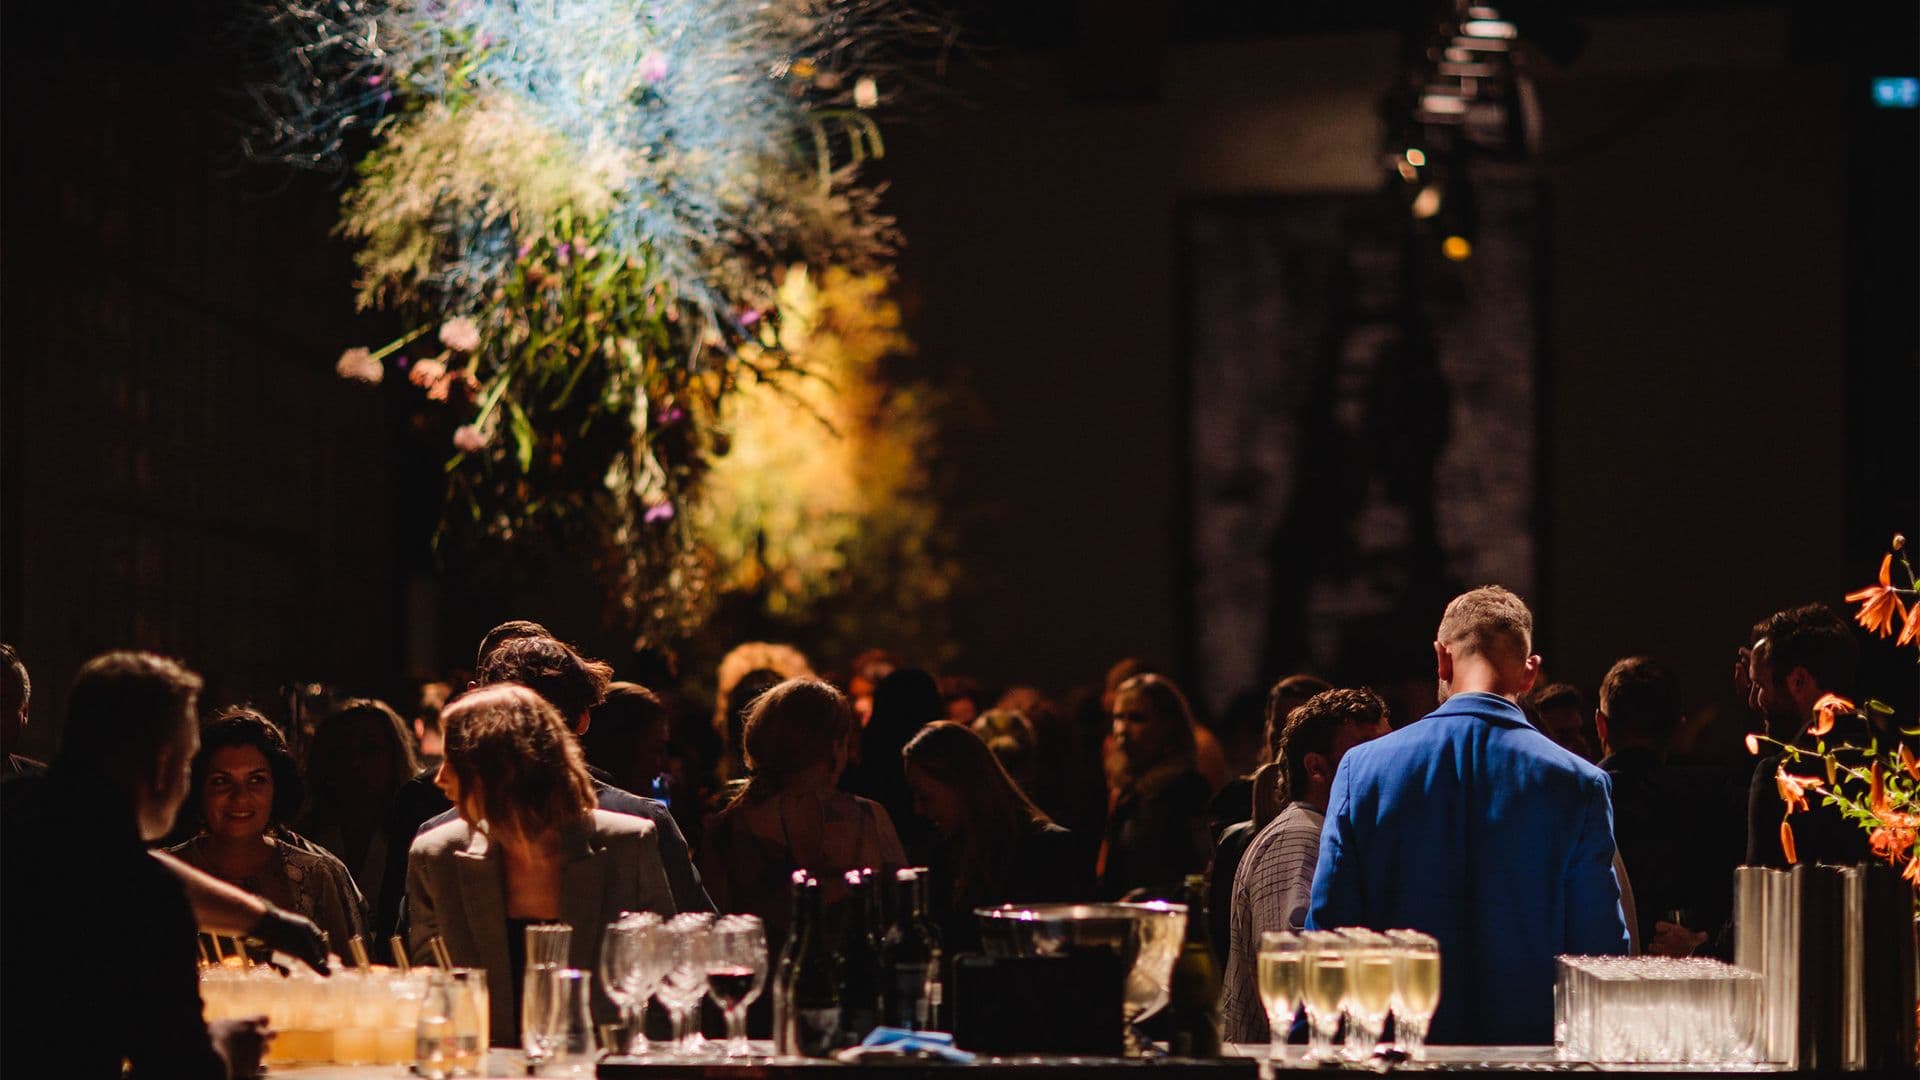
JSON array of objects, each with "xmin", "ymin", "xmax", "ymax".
[{"xmin": 166, "ymin": 708, "xmax": 369, "ymax": 961}]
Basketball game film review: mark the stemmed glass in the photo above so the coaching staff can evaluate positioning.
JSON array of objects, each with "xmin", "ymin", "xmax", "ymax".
[
  {"xmin": 599, "ymin": 914, "xmax": 662, "ymax": 1057},
  {"xmin": 705, "ymin": 915, "xmax": 769, "ymax": 1057},
  {"xmin": 1340, "ymin": 929, "xmax": 1394, "ymax": 1060},
  {"xmin": 1300, "ymin": 931, "xmax": 1349, "ymax": 1063},
  {"xmin": 1387, "ymin": 930, "xmax": 1440, "ymax": 1061},
  {"xmin": 1256, "ymin": 930, "xmax": 1305, "ymax": 1062},
  {"xmin": 655, "ymin": 914, "xmax": 716, "ymax": 1057}
]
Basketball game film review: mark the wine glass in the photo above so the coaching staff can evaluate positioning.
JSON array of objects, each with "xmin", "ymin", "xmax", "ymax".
[
  {"xmin": 599, "ymin": 921, "xmax": 651, "ymax": 1057},
  {"xmin": 1388, "ymin": 930, "xmax": 1440, "ymax": 1061},
  {"xmin": 706, "ymin": 915, "xmax": 769, "ymax": 1057},
  {"xmin": 1256, "ymin": 930, "xmax": 1305, "ymax": 1062},
  {"xmin": 1300, "ymin": 931, "xmax": 1348, "ymax": 1063},
  {"xmin": 655, "ymin": 915, "xmax": 716, "ymax": 1057},
  {"xmin": 1339, "ymin": 929, "xmax": 1394, "ymax": 1060}
]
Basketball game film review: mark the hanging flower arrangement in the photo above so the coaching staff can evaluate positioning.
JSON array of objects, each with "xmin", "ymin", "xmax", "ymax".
[{"xmin": 255, "ymin": 0, "xmax": 930, "ymax": 639}]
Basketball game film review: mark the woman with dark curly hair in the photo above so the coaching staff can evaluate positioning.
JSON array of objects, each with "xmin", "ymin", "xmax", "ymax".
[{"xmin": 168, "ymin": 707, "xmax": 368, "ymax": 958}]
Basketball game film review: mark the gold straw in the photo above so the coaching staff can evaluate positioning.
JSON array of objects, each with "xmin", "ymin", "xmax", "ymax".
[
  {"xmin": 198, "ymin": 937, "xmax": 214, "ymax": 968},
  {"xmin": 348, "ymin": 935, "xmax": 370, "ymax": 969},
  {"xmin": 390, "ymin": 935, "xmax": 410, "ymax": 974},
  {"xmin": 430, "ymin": 935, "xmax": 454, "ymax": 970},
  {"xmin": 236, "ymin": 938, "xmax": 254, "ymax": 968},
  {"xmin": 210, "ymin": 935, "xmax": 228, "ymax": 964}
]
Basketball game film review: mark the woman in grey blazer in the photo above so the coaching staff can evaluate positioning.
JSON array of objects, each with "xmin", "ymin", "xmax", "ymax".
[{"xmin": 407, "ymin": 684, "xmax": 675, "ymax": 1045}]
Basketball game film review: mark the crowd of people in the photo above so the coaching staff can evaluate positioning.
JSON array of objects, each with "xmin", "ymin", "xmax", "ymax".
[{"xmin": 0, "ymin": 585, "xmax": 1882, "ymax": 1076}]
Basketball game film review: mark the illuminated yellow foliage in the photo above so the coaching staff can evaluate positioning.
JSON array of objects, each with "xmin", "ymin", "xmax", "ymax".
[{"xmin": 698, "ymin": 266, "xmax": 948, "ymax": 621}]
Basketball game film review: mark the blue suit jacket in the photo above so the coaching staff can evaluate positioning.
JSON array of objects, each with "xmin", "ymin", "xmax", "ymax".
[{"xmin": 1306, "ymin": 691, "xmax": 1628, "ymax": 1045}]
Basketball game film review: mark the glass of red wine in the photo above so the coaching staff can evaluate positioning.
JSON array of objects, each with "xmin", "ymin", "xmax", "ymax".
[{"xmin": 706, "ymin": 915, "xmax": 769, "ymax": 1057}]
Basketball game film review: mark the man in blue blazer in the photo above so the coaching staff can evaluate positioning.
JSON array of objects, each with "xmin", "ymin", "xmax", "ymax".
[{"xmin": 1307, "ymin": 586, "xmax": 1628, "ymax": 1045}]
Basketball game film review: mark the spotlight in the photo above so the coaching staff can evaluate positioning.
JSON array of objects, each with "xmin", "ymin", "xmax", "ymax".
[
  {"xmin": 1441, "ymin": 235, "xmax": 1473, "ymax": 261},
  {"xmin": 1411, "ymin": 185, "xmax": 1443, "ymax": 219}
]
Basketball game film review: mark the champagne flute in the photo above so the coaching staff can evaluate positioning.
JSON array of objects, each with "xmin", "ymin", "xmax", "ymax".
[
  {"xmin": 706, "ymin": 915, "xmax": 769, "ymax": 1057},
  {"xmin": 1255, "ymin": 930, "xmax": 1305, "ymax": 1062},
  {"xmin": 1388, "ymin": 930, "xmax": 1440, "ymax": 1061},
  {"xmin": 1300, "ymin": 932, "xmax": 1348, "ymax": 1063},
  {"xmin": 1340, "ymin": 929, "xmax": 1394, "ymax": 1060}
]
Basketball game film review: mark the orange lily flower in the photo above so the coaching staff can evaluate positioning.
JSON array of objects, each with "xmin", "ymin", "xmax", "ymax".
[
  {"xmin": 1905, "ymin": 853, "xmax": 1920, "ymax": 886},
  {"xmin": 1780, "ymin": 820, "xmax": 1799, "ymax": 865},
  {"xmin": 1776, "ymin": 767, "xmax": 1823, "ymax": 813},
  {"xmin": 1809, "ymin": 693, "xmax": 1855, "ymax": 738},
  {"xmin": 1902, "ymin": 600, "xmax": 1920, "ymax": 648},
  {"xmin": 1905, "ymin": 744, "xmax": 1920, "ymax": 783},
  {"xmin": 1872, "ymin": 760, "xmax": 1888, "ymax": 817},
  {"xmin": 1870, "ymin": 825, "xmax": 1917, "ymax": 863},
  {"xmin": 1845, "ymin": 554, "xmax": 1908, "ymax": 639},
  {"xmin": 1744, "ymin": 733, "xmax": 1761, "ymax": 756}
]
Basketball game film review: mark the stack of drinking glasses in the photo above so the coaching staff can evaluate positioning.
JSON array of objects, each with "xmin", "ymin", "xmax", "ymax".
[
  {"xmin": 1554, "ymin": 956, "xmax": 1764, "ymax": 1065},
  {"xmin": 597, "ymin": 911, "xmax": 770, "ymax": 1061},
  {"xmin": 1254, "ymin": 928, "xmax": 1440, "ymax": 1062},
  {"xmin": 521, "ymin": 924, "xmax": 594, "ymax": 1076}
]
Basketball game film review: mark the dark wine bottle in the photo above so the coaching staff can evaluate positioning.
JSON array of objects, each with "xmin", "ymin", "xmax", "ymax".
[
  {"xmin": 1166, "ymin": 874, "xmax": 1223, "ymax": 1057},
  {"xmin": 773, "ymin": 872, "xmax": 841, "ymax": 1058},
  {"xmin": 880, "ymin": 868, "xmax": 943, "ymax": 1030},
  {"xmin": 836, "ymin": 868, "xmax": 883, "ymax": 1045}
]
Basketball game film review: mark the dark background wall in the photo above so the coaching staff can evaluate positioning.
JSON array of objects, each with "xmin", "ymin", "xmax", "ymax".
[
  {"xmin": 885, "ymin": 6, "xmax": 1912, "ymax": 722},
  {"xmin": 4, "ymin": 3, "xmax": 1912, "ymax": 754}
]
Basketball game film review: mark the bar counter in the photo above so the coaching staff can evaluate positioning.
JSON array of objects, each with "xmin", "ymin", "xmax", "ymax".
[{"xmin": 275, "ymin": 1043, "xmax": 1795, "ymax": 1078}]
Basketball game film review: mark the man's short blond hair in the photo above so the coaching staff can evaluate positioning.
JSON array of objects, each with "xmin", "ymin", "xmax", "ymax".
[{"xmin": 1436, "ymin": 586, "xmax": 1534, "ymax": 661}]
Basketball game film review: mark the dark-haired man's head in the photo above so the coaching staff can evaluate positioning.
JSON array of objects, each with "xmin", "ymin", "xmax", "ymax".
[
  {"xmin": 1596, "ymin": 657, "xmax": 1681, "ymax": 757},
  {"xmin": 582, "ymin": 682, "xmax": 669, "ymax": 795},
  {"xmin": 475, "ymin": 636, "xmax": 613, "ymax": 731},
  {"xmin": 61, "ymin": 652, "xmax": 204, "ymax": 841},
  {"xmin": 1434, "ymin": 586, "xmax": 1541, "ymax": 703},
  {"xmin": 473, "ymin": 619, "xmax": 555, "ymax": 671},
  {"xmin": 1277, "ymin": 688, "xmax": 1390, "ymax": 812},
  {"xmin": 2, "ymin": 643, "xmax": 29, "ymax": 757},
  {"xmin": 1750, "ymin": 604, "xmax": 1857, "ymax": 739},
  {"xmin": 1525, "ymin": 682, "xmax": 1593, "ymax": 760},
  {"xmin": 1264, "ymin": 674, "xmax": 1333, "ymax": 761}
]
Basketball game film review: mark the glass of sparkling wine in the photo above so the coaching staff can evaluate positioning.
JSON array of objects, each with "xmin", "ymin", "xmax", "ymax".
[
  {"xmin": 1301, "ymin": 932, "xmax": 1349, "ymax": 1063},
  {"xmin": 1341, "ymin": 930, "xmax": 1395, "ymax": 1060},
  {"xmin": 1388, "ymin": 930, "xmax": 1441, "ymax": 1060},
  {"xmin": 1256, "ymin": 931, "xmax": 1306, "ymax": 1062}
]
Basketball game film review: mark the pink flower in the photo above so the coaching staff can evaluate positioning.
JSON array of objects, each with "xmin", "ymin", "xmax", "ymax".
[
  {"xmin": 453, "ymin": 425, "xmax": 487, "ymax": 454},
  {"xmin": 643, "ymin": 501, "xmax": 675, "ymax": 524},
  {"xmin": 335, "ymin": 347, "xmax": 383, "ymax": 384},
  {"xmin": 737, "ymin": 308, "xmax": 763, "ymax": 328},
  {"xmin": 438, "ymin": 317, "xmax": 481, "ymax": 353},
  {"xmin": 409, "ymin": 357, "xmax": 447, "ymax": 388},
  {"xmin": 639, "ymin": 52, "xmax": 669, "ymax": 84}
]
